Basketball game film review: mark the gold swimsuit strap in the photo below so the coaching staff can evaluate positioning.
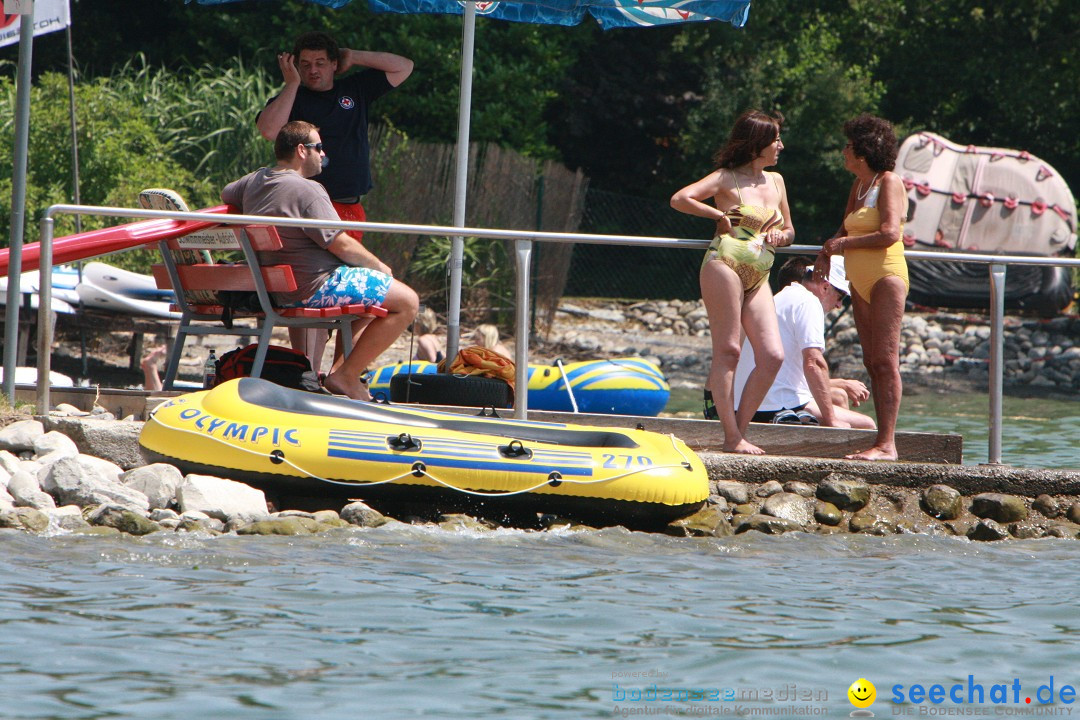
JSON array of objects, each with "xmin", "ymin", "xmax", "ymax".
[
  {"xmin": 730, "ymin": 169, "xmax": 745, "ymax": 205},
  {"xmin": 732, "ymin": 170, "xmax": 781, "ymax": 206}
]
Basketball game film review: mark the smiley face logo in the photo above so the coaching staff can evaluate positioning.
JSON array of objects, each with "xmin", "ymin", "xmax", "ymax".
[{"xmin": 848, "ymin": 678, "xmax": 876, "ymax": 708}]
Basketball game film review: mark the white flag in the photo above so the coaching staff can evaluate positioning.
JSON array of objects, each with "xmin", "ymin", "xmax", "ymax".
[{"xmin": 0, "ymin": 0, "xmax": 70, "ymax": 49}]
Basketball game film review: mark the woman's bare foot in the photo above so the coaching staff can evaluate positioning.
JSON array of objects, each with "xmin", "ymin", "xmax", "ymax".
[
  {"xmin": 845, "ymin": 445, "xmax": 898, "ymax": 461},
  {"xmin": 724, "ymin": 438, "xmax": 766, "ymax": 455},
  {"xmin": 322, "ymin": 371, "xmax": 371, "ymax": 402}
]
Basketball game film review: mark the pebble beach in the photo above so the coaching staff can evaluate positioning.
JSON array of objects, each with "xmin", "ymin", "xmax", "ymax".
[{"xmin": 552, "ymin": 299, "xmax": 1080, "ymax": 396}]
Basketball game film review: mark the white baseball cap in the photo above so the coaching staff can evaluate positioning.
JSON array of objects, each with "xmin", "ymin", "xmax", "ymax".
[{"xmin": 826, "ymin": 255, "xmax": 850, "ymax": 296}]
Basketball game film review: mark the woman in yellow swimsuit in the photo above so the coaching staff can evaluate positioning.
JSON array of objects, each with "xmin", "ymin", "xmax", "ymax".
[
  {"xmin": 671, "ymin": 110, "xmax": 795, "ymax": 455},
  {"xmin": 815, "ymin": 113, "xmax": 909, "ymax": 461}
]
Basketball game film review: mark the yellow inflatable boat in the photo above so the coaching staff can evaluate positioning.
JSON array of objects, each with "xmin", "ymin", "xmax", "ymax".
[{"xmin": 140, "ymin": 378, "xmax": 709, "ymax": 527}]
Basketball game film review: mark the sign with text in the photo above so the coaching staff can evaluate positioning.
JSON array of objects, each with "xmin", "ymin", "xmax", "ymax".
[
  {"xmin": 4, "ymin": 0, "xmax": 32, "ymax": 15},
  {"xmin": 0, "ymin": 0, "xmax": 68, "ymax": 48}
]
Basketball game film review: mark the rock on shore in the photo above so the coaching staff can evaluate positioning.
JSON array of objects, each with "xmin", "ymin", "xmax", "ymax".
[
  {"xmin": 0, "ymin": 418, "xmax": 388, "ymax": 536},
  {"xmin": 1, "ymin": 415, "xmax": 1079, "ymax": 541},
  {"xmin": 669, "ymin": 475, "xmax": 1080, "ymax": 541}
]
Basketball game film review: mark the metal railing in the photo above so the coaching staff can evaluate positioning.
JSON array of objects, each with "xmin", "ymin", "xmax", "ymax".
[{"xmin": 12, "ymin": 202, "xmax": 1080, "ymax": 466}]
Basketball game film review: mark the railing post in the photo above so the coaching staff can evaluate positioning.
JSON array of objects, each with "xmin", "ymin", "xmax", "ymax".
[
  {"xmin": 37, "ymin": 217, "xmax": 55, "ymax": 415},
  {"xmin": 445, "ymin": 0, "xmax": 478, "ymax": 369},
  {"xmin": 513, "ymin": 239, "xmax": 532, "ymax": 419},
  {"xmin": 987, "ymin": 262, "xmax": 1006, "ymax": 465}
]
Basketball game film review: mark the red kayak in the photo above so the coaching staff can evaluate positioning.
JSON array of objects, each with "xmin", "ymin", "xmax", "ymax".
[{"xmin": 0, "ymin": 205, "xmax": 232, "ymax": 277}]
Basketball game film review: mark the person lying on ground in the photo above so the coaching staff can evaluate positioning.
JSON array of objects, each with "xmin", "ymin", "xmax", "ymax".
[
  {"xmin": 414, "ymin": 306, "xmax": 444, "ymax": 363},
  {"xmin": 140, "ymin": 344, "xmax": 168, "ymax": 392}
]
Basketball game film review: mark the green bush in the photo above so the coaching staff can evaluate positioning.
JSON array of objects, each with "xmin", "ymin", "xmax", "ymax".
[
  {"xmin": 0, "ymin": 66, "xmax": 216, "ymax": 270},
  {"xmin": 106, "ymin": 55, "xmax": 276, "ymax": 182}
]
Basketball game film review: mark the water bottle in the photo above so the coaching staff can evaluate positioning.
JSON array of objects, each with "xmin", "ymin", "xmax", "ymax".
[{"xmin": 203, "ymin": 349, "xmax": 218, "ymax": 389}]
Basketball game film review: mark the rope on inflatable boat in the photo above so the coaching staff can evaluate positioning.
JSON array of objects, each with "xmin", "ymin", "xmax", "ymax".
[
  {"xmin": 407, "ymin": 434, "xmax": 694, "ymax": 498},
  {"xmin": 146, "ymin": 415, "xmax": 695, "ymax": 498}
]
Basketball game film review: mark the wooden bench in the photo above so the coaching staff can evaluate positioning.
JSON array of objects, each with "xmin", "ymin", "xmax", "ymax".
[{"xmin": 151, "ymin": 224, "xmax": 386, "ymax": 389}]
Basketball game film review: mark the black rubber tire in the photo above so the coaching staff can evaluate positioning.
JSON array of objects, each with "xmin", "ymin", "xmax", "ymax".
[{"xmin": 390, "ymin": 373, "xmax": 512, "ymax": 408}]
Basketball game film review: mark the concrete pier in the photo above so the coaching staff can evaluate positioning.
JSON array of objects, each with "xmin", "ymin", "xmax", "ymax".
[
  {"xmin": 16, "ymin": 387, "xmax": 966, "ymax": 464},
  {"xmin": 9, "ymin": 413, "xmax": 1080, "ymax": 540},
  {"xmin": 35, "ymin": 413, "xmax": 1077, "ymax": 497}
]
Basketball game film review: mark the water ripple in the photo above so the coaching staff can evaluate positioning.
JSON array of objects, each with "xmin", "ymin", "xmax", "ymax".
[{"xmin": 1, "ymin": 529, "xmax": 1078, "ymax": 718}]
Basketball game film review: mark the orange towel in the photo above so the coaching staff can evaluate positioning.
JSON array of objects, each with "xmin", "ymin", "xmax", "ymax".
[{"xmin": 439, "ymin": 345, "xmax": 516, "ymax": 396}]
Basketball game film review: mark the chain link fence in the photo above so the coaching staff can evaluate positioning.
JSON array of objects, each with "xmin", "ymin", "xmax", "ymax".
[
  {"xmin": 361, "ymin": 125, "xmax": 586, "ymax": 330},
  {"xmin": 565, "ymin": 188, "xmax": 713, "ymax": 301},
  {"xmin": 364, "ymin": 129, "xmax": 760, "ymax": 313}
]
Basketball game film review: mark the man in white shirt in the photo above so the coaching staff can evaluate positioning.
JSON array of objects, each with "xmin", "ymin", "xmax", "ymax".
[{"xmin": 733, "ymin": 256, "xmax": 876, "ymax": 429}]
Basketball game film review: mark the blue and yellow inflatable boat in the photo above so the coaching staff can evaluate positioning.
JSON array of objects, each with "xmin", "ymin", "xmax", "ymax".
[
  {"xmin": 139, "ymin": 378, "xmax": 708, "ymax": 527},
  {"xmin": 365, "ymin": 357, "xmax": 671, "ymax": 416}
]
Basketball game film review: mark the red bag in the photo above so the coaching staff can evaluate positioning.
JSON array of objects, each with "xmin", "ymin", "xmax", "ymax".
[{"xmin": 215, "ymin": 344, "xmax": 318, "ymax": 391}]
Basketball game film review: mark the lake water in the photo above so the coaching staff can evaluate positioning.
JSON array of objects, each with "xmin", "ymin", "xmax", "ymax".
[
  {"xmin": 667, "ymin": 389, "xmax": 1080, "ymax": 470},
  {"xmin": 4, "ymin": 523, "xmax": 1080, "ymax": 718},
  {"xmin": 892, "ymin": 392, "xmax": 1080, "ymax": 470},
  {"xmin": 4, "ymin": 395, "xmax": 1079, "ymax": 719}
]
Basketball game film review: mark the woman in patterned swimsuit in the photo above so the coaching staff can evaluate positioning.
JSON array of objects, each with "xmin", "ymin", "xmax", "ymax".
[
  {"xmin": 671, "ymin": 110, "xmax": 795, "ymax": 455},
  {"xmin": 815, "ymin": 114, "xmax": 908, "ymax": 461}
]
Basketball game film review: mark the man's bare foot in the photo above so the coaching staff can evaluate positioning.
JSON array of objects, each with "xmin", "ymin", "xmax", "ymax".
[
  {"xmin": 724, "ymin": 438, "xmax": 766, "ymax": 455},
  {"xmin": 323, "ymin": 372, "xmax": 371, "ymax": 402},
  {"xmin": 140, "ymin": 345, "xmax": 169, "ymax": 391},
  {"xmin": 845, "ymin": 445, "xmax": 898, "ymax": 461},
  {"xmin": 140, "ymin": 345, "xmax": 167, "ymax": 371}
]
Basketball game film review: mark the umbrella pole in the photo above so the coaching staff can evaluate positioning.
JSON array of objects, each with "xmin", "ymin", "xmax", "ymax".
[
  {"xmin": 3, "ymin": 6, "xmax": 35, "ymax": 404},
  {"xmin": 444, "ymin": 0, "xmax": 476, "ymax": 367}
]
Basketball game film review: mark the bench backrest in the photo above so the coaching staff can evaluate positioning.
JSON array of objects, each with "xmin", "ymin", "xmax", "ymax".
[{"xmin": 152, "ymin": 224, "xmax": 296, "ymax": 308}]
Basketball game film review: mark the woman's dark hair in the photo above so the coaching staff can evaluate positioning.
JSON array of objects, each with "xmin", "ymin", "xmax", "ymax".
[
  {"xmin": 713, "ymin": 110, "xmax": 785, "ymax": 169},
  {"xmin": 844, "ymin": 113, "xmax": 898, "ymax": 173}
]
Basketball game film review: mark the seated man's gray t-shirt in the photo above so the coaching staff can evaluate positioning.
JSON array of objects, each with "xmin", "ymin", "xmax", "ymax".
[{"xmin": 221, "ymin": 167, "xmax": 341, "ymax": 305}]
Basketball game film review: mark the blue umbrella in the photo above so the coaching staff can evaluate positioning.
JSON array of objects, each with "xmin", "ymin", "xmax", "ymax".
[
  {"xmin": 194, "ymin": 0, "xmax": 752, "ymax": 362},
  {"xmin": 368, "ymin": 0, "xmax": 750, "ymax": 29}
]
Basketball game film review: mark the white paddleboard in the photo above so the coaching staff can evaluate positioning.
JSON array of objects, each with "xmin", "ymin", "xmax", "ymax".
[
  {"xmin": 75, "ymin": 281, "xmax": 180, "ymax": 320},
  {"xmin": 82, "ymin": 261, "xmax": 175, "ymax": 302},
  {"xmin": 0, "ymin": 266, "xmax": 82, "ymax": 306},
  {"xmin": 0, "ymin": 287, "xmax": 77, "ymax": 314},
  {"xmin": 0, "ymin": 367, "xmax": 75, "ymax": 387}
]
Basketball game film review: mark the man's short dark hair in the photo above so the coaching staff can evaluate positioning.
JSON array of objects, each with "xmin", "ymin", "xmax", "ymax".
[
  {"xmin": 293, "ymin": 31, "xmax": 340, "ymax": 64},
  {"xmin": 777, "ymin": 256, "xmax": 813, "ymax": 289},
  {"xmin": 275, "ymin": 120, "xmax": 318, "ymax": 160}
]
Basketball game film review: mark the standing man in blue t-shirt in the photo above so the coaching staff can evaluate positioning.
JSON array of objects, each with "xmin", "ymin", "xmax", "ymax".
[
  {"xmin": 256, "ymin": 31, "xmax": 413, "ymax": 372},
  {"xmin": 257, "ymin": 31, "xmax": 413, "ymax": 219}
]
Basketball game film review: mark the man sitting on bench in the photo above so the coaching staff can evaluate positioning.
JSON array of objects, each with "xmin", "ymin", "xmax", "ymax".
[{"xmin": 221, "ymin": 120, "xmax": 418, "ymax": 400}]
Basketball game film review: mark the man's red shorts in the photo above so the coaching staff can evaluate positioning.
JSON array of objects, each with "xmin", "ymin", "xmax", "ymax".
[{"xmin": 332, "ymin": 201, "xmax": 366, "ymax": 240}]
